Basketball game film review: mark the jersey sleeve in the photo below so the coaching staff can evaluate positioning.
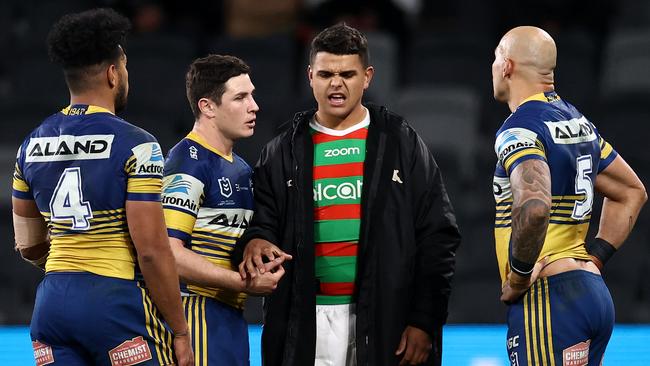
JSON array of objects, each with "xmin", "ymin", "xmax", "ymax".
[
  {"xmin": 12, "ymin": 145, "xmax": 33, "ymax": 200},
  {"xmin": 597, "ymin": 136, "xmax": 618, "ymax": 173},
  {"xmin": 494, "ymin": 116, "xmax": 547, "ymax": 175},
  {"xmin": 124, "ymin": 141, "xmax": 165, "ymax": 201},
  {"xmin": 162, "ymin": 147, "xmax": 206, "ymax": 244}
]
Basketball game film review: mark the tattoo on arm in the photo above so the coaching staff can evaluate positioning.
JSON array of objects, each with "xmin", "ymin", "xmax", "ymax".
[{"xmin": 510, "ymin": 159, "xmax": 552, "ymax": 264}]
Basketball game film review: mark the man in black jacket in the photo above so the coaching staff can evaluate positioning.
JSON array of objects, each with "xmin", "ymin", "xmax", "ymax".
[{"xmin": 233, "ymin": 24, "xmax": 460, "ymax": 366}]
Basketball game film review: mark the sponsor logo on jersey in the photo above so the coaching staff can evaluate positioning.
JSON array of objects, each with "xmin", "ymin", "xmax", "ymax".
[
  {"xmin": 189, "ymin": 145, "xmax": 198, "ymax": 160},
  {"xmin": 108, "ymin": 336, "xmax": 152, "ymax": 366},
  {"xmin": 164, "ymin": 175, "xmax": 191, "ymax": 194},
  {"xmin": 25, "ymin": 134, "xmax": 114, "ymax": 163},
  {"xmin": 562, "ymin": 340, "xmax": 589, "ymax": 366},
  {"xmin": 33, "ymin": 340, "xmax": 55, "ymax": 366},
  {"xmin": 162, "ymin": 174, "xmax": 203, "ymax": 214},
  {"xmin": 324, "ymin": 146, "xmax": 361, "ymax": 157},
  {"xmin": 218, "ymin": 177, "xmax": 233, "ymax": 198},
  {"xmin": 495, "ymin": 128, "xmax": 538, "ymax": 163},
  {"xmin": 544, "ymin": 117, "xmax": 597, "ymax": 145},
  {"xmin": 208, "ymin": 211, "xmax": 252, "ymax": 229},
  {"xmin": 313, "ymin": 180, "xmax": 363, "ymax": 202},
  {"xmin": 132, "ymin": 142, "xmax": 164, "ymax": 177}
]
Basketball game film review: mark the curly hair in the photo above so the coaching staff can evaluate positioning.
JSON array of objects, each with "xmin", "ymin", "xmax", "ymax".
[
  {"xmin": 185, "ymin": 54, "xmax": 251, "ymax": 118},
  {"xmin": 47, "ymin": 8, "xmax": 131, "ymax": 69},
  {"xmin": 309, "ymin": 23, "xmax": 369, "ymax": 67}
]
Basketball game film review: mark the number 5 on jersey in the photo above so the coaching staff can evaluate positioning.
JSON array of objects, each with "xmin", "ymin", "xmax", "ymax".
[{"xmin": 49, "ymin": 167, "xmax": 93, "ymax": 230}]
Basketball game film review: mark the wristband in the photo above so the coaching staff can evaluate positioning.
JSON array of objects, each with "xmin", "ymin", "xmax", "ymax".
[
  {"xmin": 509, "ymin": 256, "xmax": 534, "ymax": 277},
  {"xmin": 586, "ymin": 238, "xmax": 616, "ymax": 270}
]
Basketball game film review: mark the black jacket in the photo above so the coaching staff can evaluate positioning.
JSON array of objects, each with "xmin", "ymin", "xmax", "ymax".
[{"xmin": 233, "ymin": 104, "xmax": 461, "ymax": 366}]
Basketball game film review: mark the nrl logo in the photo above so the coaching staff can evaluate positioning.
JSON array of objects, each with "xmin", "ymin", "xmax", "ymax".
[{"xmin": 218, "ymin": 177, "xmax": 233, "ymax": 198}]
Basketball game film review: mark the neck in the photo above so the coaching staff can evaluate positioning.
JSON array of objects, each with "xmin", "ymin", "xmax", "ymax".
[
  {"xmin": 192, "ymin": 117, "xmax": 234, "ymax": 156},
  {"xmin": 315, "ymin": 103, "xmax": 366, "ymax": 130},
  {"xmin": 507, "ymin": 79, "xmax": 554, "ymax": 112},
  {"xmin": 69, "ymin": 92, "xmax": 115, "ymax": 114}
]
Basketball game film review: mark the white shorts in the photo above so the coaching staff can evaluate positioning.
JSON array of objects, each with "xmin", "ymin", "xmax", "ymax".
[{"xmin": 315, "ymin": 303, "xmax": 356, "ymax": 366}]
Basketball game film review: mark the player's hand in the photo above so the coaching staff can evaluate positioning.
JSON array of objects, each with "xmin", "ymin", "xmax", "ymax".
[
  {"xmin": 245, "ymin": 262, "xmax": 286, "ymax": 295},
  {"xmin": 238, "ymin": 238, "xmax": 292, "ymax": 280},
  {"xmin": 395, "ymin": 326, "xmax": 432, "ymax": 365},
  {"xmin": 172, "ymin": 332, "xmax": 194, "ymax": 366},
  {"xmin": 501, "ymin": 257, "xmax": 549, "ymax": 303}
]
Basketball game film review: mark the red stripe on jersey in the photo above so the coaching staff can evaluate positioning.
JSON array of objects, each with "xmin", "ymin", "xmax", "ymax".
[
  {"xmin": 315, "ymin": 242, "xmax": 358, "ymax": 257},
  {"xmin": 312, "ymin": 128, "xmax": 369, "ymax": 144},
  {"xmin": 313, "ymin": 162, "xmax": 364, "ymax": 180},
  {"xmin": 319, "ymin": 282, "xmax": 355, "ymax": 296},
  {"xmin": 315, "ymin": 204, "xmax": 361, "ymax": 220}
]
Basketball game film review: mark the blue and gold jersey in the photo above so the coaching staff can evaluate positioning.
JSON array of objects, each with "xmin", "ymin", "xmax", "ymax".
[
  {"xmin": 12, "ymin": 104, "xmax": 165, "ymax": 280},
  {"xmin": 493, "ymin": 92, "xmax": 618, "ymax": 283},
  {"xmin": 162, "ymin": 132, "xmax": 253, "ymax": 310}
]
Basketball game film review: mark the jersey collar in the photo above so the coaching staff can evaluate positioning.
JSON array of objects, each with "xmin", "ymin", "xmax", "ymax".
[
  {"xmin": 61, "ymin": 104, "xmax": 114, "ymax": 116},
  {"xmin": 186, "ymin": 131, "xmax": 234, "ymax": 163}
]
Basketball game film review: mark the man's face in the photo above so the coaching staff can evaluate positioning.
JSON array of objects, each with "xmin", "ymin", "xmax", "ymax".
[
  {"xmin": 213, "ymin": 73, "xmax": 258, "ymax": 140},
  {"xmin": 114, "ymin": 50, "xmax": 129, "ymax": 113},
  {"xmin": 309, "ymin": 52, "xmax": 372, "ymax": 124},
  {"xmin": 492, "ymin": 44, "xmax": 508, "ymax": 103}
]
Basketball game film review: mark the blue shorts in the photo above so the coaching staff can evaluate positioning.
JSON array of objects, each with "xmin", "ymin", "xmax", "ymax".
[
  {"xmin": 183, "ymin": 295, "xmax": 249, "ymax": 366},
  {"xmin": 506, "ymin": 270, "xmax": 614, "ymax": 366},
  {"xmin": 30, "ymin": 272, "xmax": 174, "ymax": 365}
]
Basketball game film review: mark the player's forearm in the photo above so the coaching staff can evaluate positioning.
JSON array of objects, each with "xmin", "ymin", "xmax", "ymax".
[
  {"xmin": 596, "ymin": 189, "xmax": 647, "ymax": 248},
  {"xmin": 138, "ymin": 249, "xmax": 189, "ymax": 334},
  {"xmin": 511, "ymin": 199, "xmax": 549, "ymax": 264},
  {"xmin": 171, "ymin": 244, "xmax": 244, "ymax": 292}
]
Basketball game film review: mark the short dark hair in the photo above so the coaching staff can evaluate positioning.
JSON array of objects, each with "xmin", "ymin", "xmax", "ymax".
[
  {"xmin": 185, "ymin": 54, "xmax": 251, "ymax": 118},
  {"xmin": 309, "ymin": 23, "xmax": 369, "ymax": 67},
  {"xmin": 47, "ymin": 8, "xmax": 131, "ymax": 92}
]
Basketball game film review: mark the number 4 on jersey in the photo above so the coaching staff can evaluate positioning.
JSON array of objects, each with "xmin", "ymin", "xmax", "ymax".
[{"xmin": 49, "ymin": 167, "xmax": 93, "ymax": 230}]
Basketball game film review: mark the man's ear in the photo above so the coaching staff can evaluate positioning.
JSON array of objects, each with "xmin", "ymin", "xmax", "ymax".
[{"xmin": 107, "ymin": 64, "xmax": 118, "ymax": 89}]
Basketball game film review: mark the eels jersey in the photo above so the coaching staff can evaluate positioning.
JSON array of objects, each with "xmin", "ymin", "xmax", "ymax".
[
  {"xmin": 12, "ymin": 104, "xmax": 165, "ymax": 280},
  {"xmin": 162, "ymin": 132, "xmax": 253, "ymax": 310},
  {"xmin": 493, "ymin": 92, "xmax": 618, "ymax": 283}
]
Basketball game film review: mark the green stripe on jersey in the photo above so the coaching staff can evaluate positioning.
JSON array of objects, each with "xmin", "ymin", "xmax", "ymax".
[
  {"xmin": 315, "ymin": 256, "xmax": 357, "ymax": 283},
  {"xmin": 314, "ymin": 139, "xmax": 366, "ymax": 166},
  {"xmin": 317, "ymin": 295, "xmax": 353, "ymax": 305},
  {"xmin": 315, "ymin": 219, "xmax": 361, "ymax": 242},
  {"xmin": 313, "ymin": 177, "xmax": 363, "ymax": 207}
]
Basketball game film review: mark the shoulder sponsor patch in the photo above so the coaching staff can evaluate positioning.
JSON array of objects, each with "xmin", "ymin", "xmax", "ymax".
[
  {"xmin": 544, "ymin": 116, "xmax": 597, "ymax": 145},
  {"xmin": 495, "ymin": 128, "xmax": 539, "ymax": 164},
  {"xmin": 493, "ymin": 176, "xmax": 511, "ymax": 202},
  {"xmin": 25, "ymin": 134, "xmax": 114, "ymax": 163},
  {"xmin": 131, "ymin": 142, "xmax": 164, "ymax": 176},
  {"xmin": 109, "ymin": 336, "xmax": 153, "ymax": 366},
  {"xmin": 162, "ymin": 173, "xmax": 204, "ymax": 214},
  {"xmin": 33, "ymin": 340, "xmax": 54, "ymax": 366},
  {"xmin": 562, "ymin": 339, "xmax": 589, "ymax": 366}
]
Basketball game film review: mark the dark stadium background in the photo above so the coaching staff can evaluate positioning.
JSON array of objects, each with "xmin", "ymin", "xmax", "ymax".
[{"xmin": 1, "ymin": 0, "xmax": 649, "ymax": 328}]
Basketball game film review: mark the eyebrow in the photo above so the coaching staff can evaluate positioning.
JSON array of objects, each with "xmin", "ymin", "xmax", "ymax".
[{"xmin": 316, "ymin": 70, "xmax": 358, "ymax": 77}]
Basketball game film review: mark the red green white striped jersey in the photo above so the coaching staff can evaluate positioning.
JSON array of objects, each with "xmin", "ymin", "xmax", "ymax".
[{"xmin": 311, "ymin": 111, "xmax": 369, "ymax": 305}]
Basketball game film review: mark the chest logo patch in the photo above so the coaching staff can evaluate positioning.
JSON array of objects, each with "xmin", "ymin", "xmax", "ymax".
[{"xmin": 218, "ymin": 177, "xmax": 233, "ymax": 198}]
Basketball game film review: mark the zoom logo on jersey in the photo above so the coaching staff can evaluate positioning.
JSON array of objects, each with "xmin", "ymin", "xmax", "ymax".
[
  {"xmin": 495, "ymin": 128, "xmax": 539, "ymax": 163},
  {"xmin": 313, "ymin": 180, "xmax": 363, "ymax": 202},
  {"xmin": 324, "ymin": 146, "xmax": 361, "ymax": 157},
  {"xmin": 25, "ymin": 134, "xmax": 114, "ymax": 163},
  {"xmin": 132, "ymin": 142, "xmax": 164, "ymax": 177},
  {"xmin": 544, "ymin": 117, "xmax": 597, "ymax": 145}
]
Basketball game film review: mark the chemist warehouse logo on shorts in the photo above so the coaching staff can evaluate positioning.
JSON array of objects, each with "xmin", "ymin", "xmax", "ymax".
[
  {"xmin": 313, "ymin": 179, "xmax": 363, "ymax": 202},
  {"xmin": 108, "ymin": 336, "xmax": 152, "ymax": 366}
]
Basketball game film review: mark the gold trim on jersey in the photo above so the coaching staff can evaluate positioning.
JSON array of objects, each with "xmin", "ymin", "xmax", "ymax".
[
  {"xmin": 519, "ymin": 92, "xmax": 561, "ymax": 107},
  {"xmin": 503, "ymin": 148, "xmax": 546, "ymax": 173},
  {"xmin": 61, "ymin": 105, "xmax": 115, "ymax": 116},
  {"xmin": 599, "ymin": 138, "xmax": 614, "ymax": 160},
  {"xmin": 128, "ymin": 177, "xmax": 162, "ymax": 194},
  {"xmin": 164, "ymin": 209, "xmax": 197, "ymax": 235},
  {"xmin": 186, "ymin": 131, "xmax": 233, "ymax": 162},
  {"xmin": 12, "ymin": 162, "xmax": 30, "ymax": 192},
  {"xmin": 138, "ymin": 282, "xmax": 174, "ymax": 365}
]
